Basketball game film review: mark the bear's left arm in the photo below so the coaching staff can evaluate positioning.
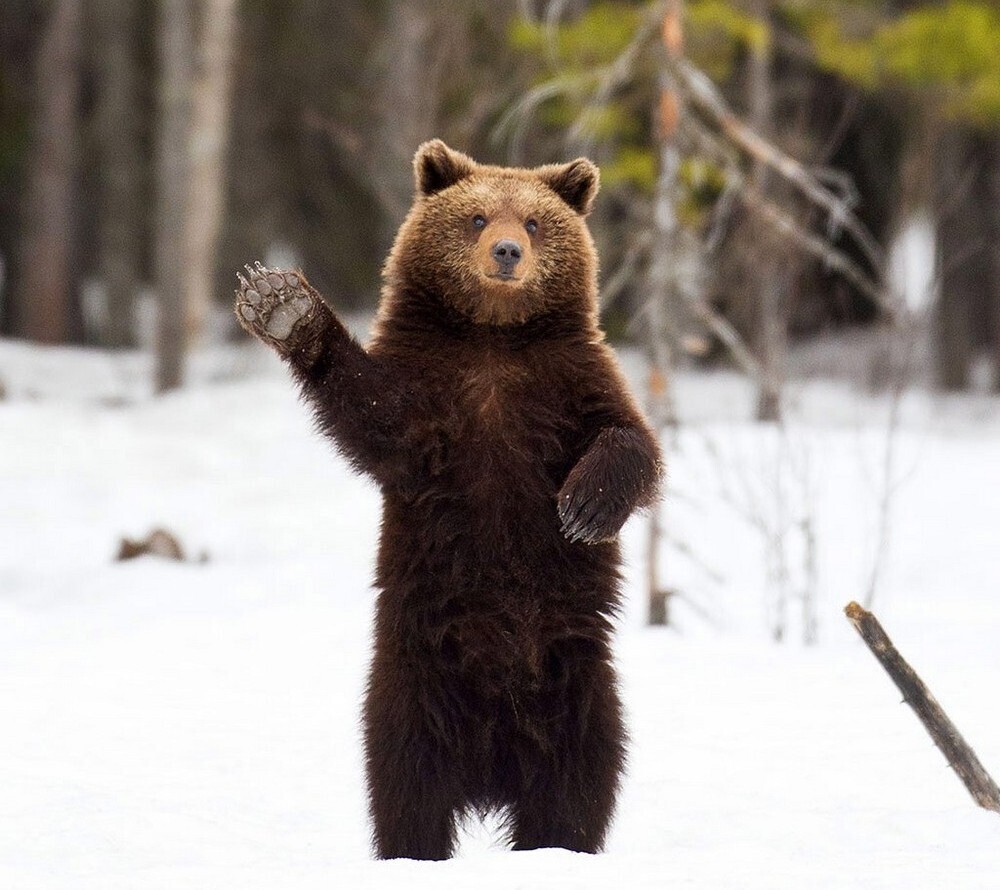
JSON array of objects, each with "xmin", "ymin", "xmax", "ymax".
[
  {"xmin": 557, "ymin": 349, "xmax": 663, "ymax": 544},
  {"xmin": 235, "ymin": 264, "xmax": 407, "ymax": 484}
]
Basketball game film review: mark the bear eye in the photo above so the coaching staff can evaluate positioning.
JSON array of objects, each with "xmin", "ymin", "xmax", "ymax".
[
  {"xmin": 472, "ymin": 214, "xmax": 487, "ymax": 230},
  {"xmin": 525, "ymin": 219, "xmax": 538, "ymax": 235}
]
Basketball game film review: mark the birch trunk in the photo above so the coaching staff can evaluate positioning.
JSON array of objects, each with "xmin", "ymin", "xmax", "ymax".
[
  {"xmin": 185, "ymin": 0, "xmax": 239, "ymax": 348},
  {"xmin": 644, "ymin": 0, "xmax": 685, "ymax": 626},
  {"xmin": 745, "ymin": 0, "xmax": 784, "ymax": 422}
]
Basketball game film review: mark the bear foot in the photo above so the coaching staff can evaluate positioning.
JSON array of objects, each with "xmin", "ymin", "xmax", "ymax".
[{"xmin": 235, "ymin": 262, "xmax": 320, "ymax": 349}]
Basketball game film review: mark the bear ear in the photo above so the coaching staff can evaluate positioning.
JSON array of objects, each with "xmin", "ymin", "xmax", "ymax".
[
  {"xmin": 537, "ymin": 158, "xmax": 600, "ymax": 215},
  {"xmin": 414, "ymin": 139, "xmax": 476, "ymax": 197}
]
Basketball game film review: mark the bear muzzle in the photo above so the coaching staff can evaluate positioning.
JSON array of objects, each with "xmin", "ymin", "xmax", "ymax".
[{"xmin": 491, "ymin": 239, "xmax": 523, "ymax": 279}]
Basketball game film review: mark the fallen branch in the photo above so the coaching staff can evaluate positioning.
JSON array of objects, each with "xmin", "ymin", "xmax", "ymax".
[{"xmin": 844, "ymin": 601, "xmax": 1000, "ymax": 814}]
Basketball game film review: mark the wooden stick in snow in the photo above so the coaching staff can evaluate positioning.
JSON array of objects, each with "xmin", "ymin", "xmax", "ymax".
[{"xmin": 844, "ymin": 601, "xmax": 1000, "ymax": 814}]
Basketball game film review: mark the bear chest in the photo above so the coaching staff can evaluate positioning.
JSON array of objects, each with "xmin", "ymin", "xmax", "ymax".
[
  {"xmin": 457, "ymin": 361, "xmax": 527, "ymax": 429},
  {"xmin": 444, "ymin": 357, "xmax": 572, "ymax": 463}
]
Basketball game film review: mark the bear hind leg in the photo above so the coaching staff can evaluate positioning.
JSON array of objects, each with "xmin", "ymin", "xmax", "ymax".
[
  {"xmin": 364, "ymin": 683, "xmax": 464, "ymax": 860},
  {"xmin": 369, "ymin": 781, "xmax": 459, "ymax": 860},
  {"xmin": 507, "ymin": 756, "xmax": 620, "ymax": 854},
  {"xmin": 507, "ymin": 682, "xmax": 625, "ymax": 854}
]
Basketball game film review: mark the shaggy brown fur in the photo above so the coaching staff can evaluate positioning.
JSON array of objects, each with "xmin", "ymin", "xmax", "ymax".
[{"xmin": 235, "ymin": 140, "xmax": 662, "ymax": 860}]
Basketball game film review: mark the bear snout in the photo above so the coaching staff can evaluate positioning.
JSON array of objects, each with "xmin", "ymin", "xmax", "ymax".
[{"xmin": 491, "ymin": 239, "xmax": 523, "ymax": 277}]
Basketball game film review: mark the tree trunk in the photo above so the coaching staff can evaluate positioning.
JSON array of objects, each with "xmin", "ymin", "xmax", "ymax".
[
  {"xmin": 185, "ymin": 0, "xmax": 239, "ymax": 349},
  {"xmin": 932, "ymin": 127, "xmax": 992, "ymax": 391},
  {"xmin": 745, "ymin": 0, "xmax": 784, "ymax": 422},
  {"xmin": 375, "ymin": 1, "xmax": 438, "ymax": 232},
  {"xmin": 643, "ymin": 0, "xmax": 686, "ymax": 626},
  {"xmin": 217, "ymin": 1, "xmax": 288, "ymax": 306},
  {"xmin": 92, "ymin": 0, "xmax": 143, "ymax": 348},
  {"xmin": 13, "ymin": 0, "xmax": 83, "ymax": 344},
  {"xmin": 645, "ymin": 135, "xmax": 679, "ymax": 627},
  {"xmin": 987, "ymin": 136, "xmax": 1000, "ymax": 392},
  {"xmin": 155, "ymin": 0, "xmax": 194, "ymax": 393}
]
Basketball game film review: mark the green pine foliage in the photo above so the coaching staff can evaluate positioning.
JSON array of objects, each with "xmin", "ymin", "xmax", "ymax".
[
  {"xmin": 506, "ymin": 0, "xmax": 999, "ymax": 262},
  {"xmin": 688, "ymin": 0, "xmax": 770, "ymax": 50},
  {"xmin": 879, "ymin": 1, "xmax": 1000, "ymax": 124},
  {"xmin": 508, "ymin": 3, "xmax": 656, "ymax": 190},
  {"xmin": 686, "ymin": 0, "xmax": 770, "ymax": 81},
  {"xmin": 601, "ymin": 145, "xmax": 659, "ymax": 190},
  {"xmin": 509, "ymin": 3, "xmax": 644, "ymax": 64},
  {"xmin": 796, "ymin": 0, "xmax": 1000, "ymax": 126}
]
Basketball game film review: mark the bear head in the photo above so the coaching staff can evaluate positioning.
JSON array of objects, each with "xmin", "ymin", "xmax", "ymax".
[{"xmin": 382, "ymin": 140, "xmax": 601, "ymax": 327}]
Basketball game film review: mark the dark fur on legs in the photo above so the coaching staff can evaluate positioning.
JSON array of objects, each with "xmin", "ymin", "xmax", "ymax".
[{"xmin": 363, "ymin": 639, "xmax": 626, "ymax": 859}]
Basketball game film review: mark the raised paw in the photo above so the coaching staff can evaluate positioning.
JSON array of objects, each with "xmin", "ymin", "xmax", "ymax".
[{"xmin": 235, "ymin": 262, "xmax": 319, "ymax": 347}]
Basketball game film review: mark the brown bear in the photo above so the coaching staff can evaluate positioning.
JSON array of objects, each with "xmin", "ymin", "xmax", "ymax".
[{"xmin": 235, "ymin": 140, "xmax": 662, "ymax": 860}]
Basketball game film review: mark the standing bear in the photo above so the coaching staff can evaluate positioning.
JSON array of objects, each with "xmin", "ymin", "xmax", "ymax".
[{"xmin": 235, "ymin": 140, "xmax": 662, "ymax": 860}]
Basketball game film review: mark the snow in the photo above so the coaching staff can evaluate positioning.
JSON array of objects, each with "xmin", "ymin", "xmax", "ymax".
[{"xmin": 2, "ymin": 338, "xmax": 999, "ymax": 888}]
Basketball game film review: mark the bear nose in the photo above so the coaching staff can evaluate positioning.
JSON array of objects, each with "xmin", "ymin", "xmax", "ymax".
[{"xmin": 492, "ymin": 239, "xmax": 523, "ymax": 275}]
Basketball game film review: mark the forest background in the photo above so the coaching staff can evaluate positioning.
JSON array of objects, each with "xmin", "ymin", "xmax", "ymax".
[{"xmin": 3, "ymin": 0, "xmax": 1000, "ymax": 399}]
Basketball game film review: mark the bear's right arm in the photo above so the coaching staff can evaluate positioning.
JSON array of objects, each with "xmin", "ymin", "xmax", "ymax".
[
  {"xmin": 235, "ymin": 264, "xmax": 406, "ymax": 483},
  {"xmin": 556, "ymin": 346, "xmax": 663, "ymax": 544}
]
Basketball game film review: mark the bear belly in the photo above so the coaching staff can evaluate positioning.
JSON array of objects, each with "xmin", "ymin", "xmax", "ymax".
[
  {"xmin": 375, "ymin": 490, "xmax": 620, "ymax": 697},
  {"xmin": 374, "ymin": 404, "xmax": 620, "ymax": 698}
]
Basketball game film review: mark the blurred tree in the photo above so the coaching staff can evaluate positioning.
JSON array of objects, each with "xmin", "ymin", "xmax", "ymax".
[
  {"xmin": 513, "ymin": 0, "xmax": 1000, "ymax": 393},
  {"xmin": 933, "ymin": 127, "xmax": 999, "ymax": 389},
  {"xmin": 90, "ymin": 0, "xmax": 145, "ymax": 347},
  {"xmin": 742, "ymin": 0, "xmax": 785, "ymax": 421},
  {"xmin": 186, "ymin": 0, "xmax": 239, "ymax": 346},
  {"xmin": 218, "ymin": 0, "xmax": 524, "ymax": 312},
  {"xmin": 13, "ymin": 0, "xmax": 83, "ymax": 343},
  {"xmin": 0, "ymin": 1, "xmax": 41, "ymax": 335},
  {"xmin": 220, "ymin": 0, "xmax": 386, "ymax": 308},
  {"xmin": 155, "ymin": 0, "xmax": 237, "ymax": 391},
  {"xmin": 154, "ymin": 0, "xmax": 194, "ymax": 391},
  {"xmin": 1, "ymin": 0, "xmax": 997, "ymax": 397},
  {"xmin": 795, "ymin": 0, "xmax": 1000, "ymax": 389},
  {"xmin": 644, "ymin": 0, "xmax": 684, "ymax": 625},
  {"xmin": 690, "ymin": 1, "xmax": 905, "ymax": 348}
]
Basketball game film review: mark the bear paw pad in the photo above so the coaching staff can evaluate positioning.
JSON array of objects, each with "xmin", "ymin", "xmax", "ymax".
[{"xmin": 235, "ymin": 262, "xmax": 317, "ymax": 344}]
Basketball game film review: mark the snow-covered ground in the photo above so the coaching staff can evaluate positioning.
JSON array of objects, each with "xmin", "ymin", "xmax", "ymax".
[{"xmin": 2, "ymin": 338, "xmax": 999, "ymax": 889}]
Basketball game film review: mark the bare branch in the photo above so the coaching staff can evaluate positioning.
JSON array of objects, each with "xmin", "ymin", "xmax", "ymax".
[
  {"xmin": 599, "ymin": 229, "xmax": 652, "ymax": 310},
  {"xmin": 568, "ymin": 5, "xmax": 664, "ymax": 154},
  {"xmin": 741, "ymin": 187, "xmax": 902, "ymax": 320},
  {"xmin": 665, "ymin": 54, "xmax": 897, "ymax": 309},
  {"xmin": 492, "ymin": 72, "xmax": 596, "ymax": 162}
]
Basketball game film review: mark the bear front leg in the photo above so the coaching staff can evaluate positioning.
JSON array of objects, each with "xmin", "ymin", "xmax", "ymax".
[
  {"xmin": 235, "ymin": 263, "xmax": 406, "ymax": 483},
  {"xmin": 558, "ymin": 426, "xmax": 661, "ymax": 544}
]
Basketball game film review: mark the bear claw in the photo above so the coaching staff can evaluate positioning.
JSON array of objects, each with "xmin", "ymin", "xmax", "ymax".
[
  {"xmin": 557, "ymin": 485, "xmax": 624, "ymax": 544},
  {"xmin": 235, "ymin": 262, "xmax": 319, "ymax": 346}
]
